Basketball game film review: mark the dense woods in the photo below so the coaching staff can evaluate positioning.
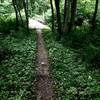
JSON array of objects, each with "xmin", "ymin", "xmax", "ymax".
[{"xmin": 0, "ymin": 0, "xmax": 100, "ymax": 99}]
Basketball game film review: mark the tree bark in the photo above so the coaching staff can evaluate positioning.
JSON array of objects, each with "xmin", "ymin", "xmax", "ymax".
[
  {"xmin": 63, "ymin": 0, "xmax": 67, "ymax": 24},
  {"xmin": 12, "ymin": 0, "xmax": 19, "ymax": 30},
  {"xmin": 23, "ymin": 0, "xmax": 29, "ymax": 32},
  {"xmin": 16, "ymin": 1, "xmax": 24, "ymax": 26},
  {"xmin": 63, "ymin": 0, "xmax": 70, "ymax": 33},
  {"xmin": 91, "ymin": 0, "xmax": 99, "ymax": 31},
  {"xmin": 50, "ymin": 0, "xmax": 54, "ymax": 32},
  {"xmin": 68, "ymin": 0, "xmax": 77, "ymax": 32},
  {"xmin": 54, "ymin": 0, "xmax": 62, "ymax": 40}
]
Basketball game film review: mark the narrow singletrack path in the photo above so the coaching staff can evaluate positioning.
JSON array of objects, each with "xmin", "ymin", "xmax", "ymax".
[
  {"xmin": 29, "ymin": 19, "xmax": 55, "ymax": 100},
  {"xmin": 36, "ymin": 29, "xmax": 54, "ymax": 100}
]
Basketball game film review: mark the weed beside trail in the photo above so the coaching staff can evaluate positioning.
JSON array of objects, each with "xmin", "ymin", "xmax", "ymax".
[{"xmin": 0, "ymin": 31, "xmax": 36, "ymax": 100}]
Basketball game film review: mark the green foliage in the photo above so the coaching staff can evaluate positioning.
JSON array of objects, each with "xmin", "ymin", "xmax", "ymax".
[
  {"xmin": 84, "ymin": 44, "xmax": 98, "ymax": 60},
  {"xmin": 0, "ymin": 30, "xmax": 36, "ymax": 100},
  {"xmin": 0, "ymin": 1, "xmax": 14, "ymax": 17},
  {"xmin": 61, "ymin": 27, "xmax": 89, "ymax": 49},
  {"xmin": 29, "ymin": 0, "xmax": 49, "ymax": 16},
  {"xmin": 77, "ymin": 0, "xmax": 95, "ymax": 16},
  {"xmin": 44, "ymin": 9, "xmax": 52, "ymax": 23},
  {"xmin": 43, "ymin": 30, "xmax": 100, "ymax": 100},
  {"xmin": 0, "ymin": 17, "xmax": 16, "ymax": 34},
  {"xmin": 0, "ymin": 1, "xmax": 16, "ymax": 34},
  {"xmin": 59, "ymin": 24, "xmax": 100, "ymax": 68}
]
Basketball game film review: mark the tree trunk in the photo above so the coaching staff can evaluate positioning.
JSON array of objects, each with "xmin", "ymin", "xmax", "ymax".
[
  {"xmin": 68, "ymin": 0, "xmax": 77, "ymax": 32},
  {"xmin": 12, "ymin": 0, "xmax": 19, "ymax": 30},
  {"xmin": 91, "ymin": 0, "xmax": 99, "ymax": 31},
  {"xmin": 16, "ymin": 1, "xmax": 24, "ymax": 26},
  {"xmin": 50, "ymin": 0, "xmax": 54, "ymax": 32},
  {"xmin": 63, "ymin": 0, "xmax": 70, "ymax": 33},
  {"xmin": 63, "ymin": 0, "xmax": 67, "ymax": 24},
  {"xmin": 23, "ymin": 0, "xmax": 29, "ymax": 32},
  {"xmin": 54, "ymin": 0, "xmax": 62, "ymax": 40}
]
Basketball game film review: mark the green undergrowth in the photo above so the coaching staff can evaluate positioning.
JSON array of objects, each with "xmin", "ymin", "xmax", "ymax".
[
  {"xmin": 0, "ymin": 30, "xmax": 36, "ymax": 100},
  {"xmin": 61, "ymin": 27, "xmax": 100, "ymax": 67},
  {"xmin": 43, "ymin": 30, "xmax": 100, "ymax": 100}
]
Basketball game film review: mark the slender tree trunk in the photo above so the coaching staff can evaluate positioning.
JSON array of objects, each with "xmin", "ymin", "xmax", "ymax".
[
  {"xmin": 63, "ymin": 0, "xmax": 67, "ymax": 24},
  {"xmin": 63, "ymin": 0, "xmax": 70, "ymax": 33},
  {"xmin": 50, "ymin": 0, "xmax": 54, "ymax": 32},
  {"xmin": 68, "ymin": 0, "xmax": 77, "ymax": 32},
  {"xmin": 23, "ymin": 0, "xmax": 29, "ymax": 32},
  {"xmin": 91, "ymin": 0, "xmax": 99, "ymax": 31},
  {"xmin": 16, "ymin": 2, "xmax": 24, "ymax": 26},
  {"xmin": 12, "ymin": 0, "xmax": 19, "ymax": 30},
  {"xmin": 54, "ymin": 0, "xmax": 62, "ymax": 40}
]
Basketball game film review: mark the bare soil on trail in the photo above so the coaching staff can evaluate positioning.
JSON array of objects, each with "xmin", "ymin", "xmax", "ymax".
[
  {"xmin": 28, "ymin": 19, "xmax": 55, "ymax": 99},
  {"xmin": 36, "ymin": 29, "xmax": 55, "ymax": 100}
]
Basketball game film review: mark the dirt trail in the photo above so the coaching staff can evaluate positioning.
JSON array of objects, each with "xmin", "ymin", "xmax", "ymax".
[
  {"xmin": 29, "ymin": 19, "xmax": 54, "ymax": 100},
  {"xmin": 36, "ymin": 29, "xmax": 55, "ymax": 100}
]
